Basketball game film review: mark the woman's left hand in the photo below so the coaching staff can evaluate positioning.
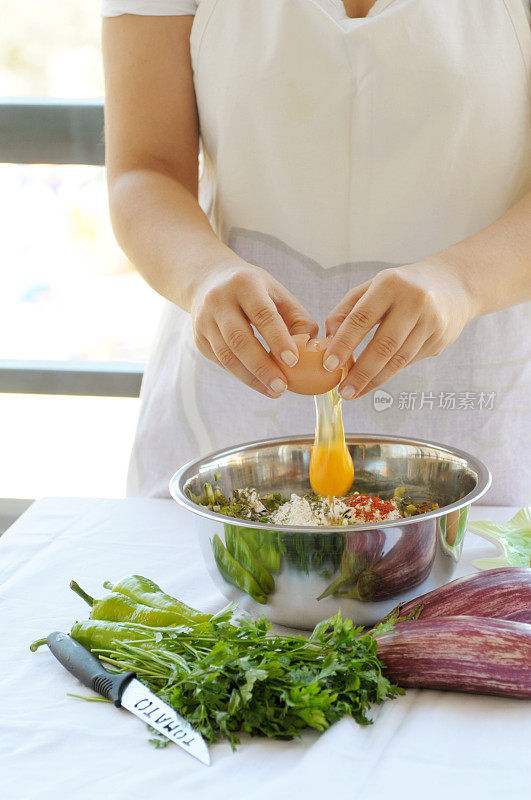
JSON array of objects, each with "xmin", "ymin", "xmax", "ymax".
[{"xmin": 323, "ymin": 261, "xmax": 477, "ymax": 400}]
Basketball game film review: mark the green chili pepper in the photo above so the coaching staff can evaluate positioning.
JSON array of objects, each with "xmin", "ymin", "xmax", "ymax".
[
  {"xmin": 69, "ymin": 581, "xmax": 196, "ymax": 627},
  {"xmin": 29, "ymin": 619, "xmax": 156, "ymax": 653},
  {"xmin": 235, "ymin": 527, "xmax": 261, "ymax": 551},
  {"xmin": 225, "ymin": 528, "xmax": 274, "ymax": 595},
  {"xmin": 255, "ymin": 538, "xmax": 281, "ymax": 571},
  {"xmin": 212, "ymin": 534, "xmax": 267, "ymax": 604},
  {"xmin": 102, "ymin": 575, "xmax": 211, "ymax": 624},
  {"xmin": 70, "ymin": 619, "xmax": 157, "ymax": 652},
  {"xmin": 233, "ymin": 526, "xmax": 282, "ymax": 571}
]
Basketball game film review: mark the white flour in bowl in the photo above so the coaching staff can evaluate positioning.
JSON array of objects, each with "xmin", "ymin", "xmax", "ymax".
[{"xmin": 271, "ymin": 494, "xmax": 348, "ymax": 526}]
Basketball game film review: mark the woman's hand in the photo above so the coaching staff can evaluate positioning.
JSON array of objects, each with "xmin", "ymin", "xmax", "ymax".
[
  {"xmin": 191, "ymin": 261, "xmax": 318, "ymax": 397},
  {"xmin": 323, "ymin": 260, "xmax": 478, "ymax": 400}
]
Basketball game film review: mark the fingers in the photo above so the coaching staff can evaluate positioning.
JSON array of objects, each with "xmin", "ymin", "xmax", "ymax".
[
  {"xmin": 323, "ymin": 264, "xmax": 465, "ymax": 400},
  {"xmin": 191, "ymin": 264, "xmax": 319, "ymax": 397},
  {"xmin": 322, "ymin": 280, "xmax": 393, "ymax": 373},
  {"xmin": 336, "ymin": 308, "xmax": 422, "ymax": 399},
  {"xmin": 325, "ymin": 281, "xmax": 371, "ymax": 338},
  {"xmin": 350, "ymin": 322, "xmax": 430, "ymax": 398},
  {"xmin": 270, "ymin": 285, "xmax": 319, "ymax": 339},
  {"xmin": 216, "ymin": 312, "xmax": 289, "ymax": 396},
  {"xmin": 196, "ymin": 328, "xmax": 282, "ymax": 398},
  {"xmin": 240, "ymin": 290, "xmax": 300, "ymax": 368}
]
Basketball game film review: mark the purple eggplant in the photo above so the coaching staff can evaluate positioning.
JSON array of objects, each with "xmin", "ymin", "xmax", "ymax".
[
  {"xmin": 392, "ymin": 567, "xmax": 531, "ymax": 622},
  {"xmin": 502, "ymin": 609, "xmax": 531, "ymax": 624},
  {"xmin": 353, "ymin": 525, "xmax": 437, "ymax": 602},
  {"xmin": 376, "ymin": 616, "xmax": 531, "ymax": 698},
  {"xmin": 317, "ymin": 530, "xmax": 386, "ymax": 600}
]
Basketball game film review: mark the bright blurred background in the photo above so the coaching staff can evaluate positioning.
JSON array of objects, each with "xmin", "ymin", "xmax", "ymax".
[{"xmin": 0, "ymin": 1, "xmax": 163, "ymax": 504}]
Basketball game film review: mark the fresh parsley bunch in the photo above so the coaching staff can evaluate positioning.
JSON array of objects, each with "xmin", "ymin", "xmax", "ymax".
[{"xmin": 97, "ymin": 610, "xmax": 403, "ymax": 749}]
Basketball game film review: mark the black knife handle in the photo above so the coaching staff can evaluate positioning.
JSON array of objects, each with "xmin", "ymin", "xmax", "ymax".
[{"xmin": 47, "ymin": 632, "xmax": 135, "ymax": 707}]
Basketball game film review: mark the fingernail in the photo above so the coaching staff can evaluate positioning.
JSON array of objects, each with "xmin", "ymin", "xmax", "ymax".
[
  {"xmin": 270, "ymin": 378, "xmax": 287, "ymax": 394},
  {"xmin": 340, "ymin": 385, "xmax": 356, "ymax": 401},
  {"xmin": 281, "ymin": 350, "xmax": 298, "ymax": 367},
  {"xmin": 324, "ymin": 355, "xmax": 339, "ymax": 372}
]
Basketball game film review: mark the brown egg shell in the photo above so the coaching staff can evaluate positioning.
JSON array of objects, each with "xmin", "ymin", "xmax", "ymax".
[{"xmin": 273, "ymin": 334, "xmax": 354, "ymax": 396}]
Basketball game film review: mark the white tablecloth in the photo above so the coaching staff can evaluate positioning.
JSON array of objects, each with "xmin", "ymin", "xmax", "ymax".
[{"xmin": 0, "ymin": 499, "xmax": 529, "ymax": 800}]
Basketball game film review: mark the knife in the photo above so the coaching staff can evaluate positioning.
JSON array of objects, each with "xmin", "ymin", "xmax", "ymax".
[{"xmin": 46, "ymin": 632, "xmax": 210, "ymax": 765}]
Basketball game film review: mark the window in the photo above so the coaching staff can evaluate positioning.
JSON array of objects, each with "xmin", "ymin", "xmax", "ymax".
[
  {"xmin": 1, "ymin": 163, "xmax": 162, "ymax": 363},
  {"xmin": 1, "ymin": 1, "xmax": 163, "ymax": 506}
]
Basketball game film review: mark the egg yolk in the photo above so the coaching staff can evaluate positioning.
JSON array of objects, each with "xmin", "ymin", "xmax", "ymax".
[
  {"xmin": 309, "ymin": 390, "xmax": 354, "ymax": 499},
  {"xmin": 310, "ymin": 441, "xmax": 354, "ymax": 499}
]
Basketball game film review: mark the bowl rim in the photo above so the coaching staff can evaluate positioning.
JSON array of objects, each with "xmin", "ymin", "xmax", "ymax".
[{"xmin": 169, "ymin": 433, "xmax": 492, "ymax": 533}]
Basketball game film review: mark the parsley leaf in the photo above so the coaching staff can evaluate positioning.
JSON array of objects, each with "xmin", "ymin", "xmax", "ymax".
[{"xmin": 93, "ymin": 607, "xmax": 403, "ymax": 749}]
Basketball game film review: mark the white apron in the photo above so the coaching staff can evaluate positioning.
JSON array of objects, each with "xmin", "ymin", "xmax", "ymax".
[{"xmin": 122, "ymin": 0, "xmax": 531, "ymax": 504}]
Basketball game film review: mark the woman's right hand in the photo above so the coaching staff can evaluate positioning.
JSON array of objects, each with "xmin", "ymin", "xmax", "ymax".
[{"xmin": 190, "ymin": 261, "xmax": 318, "ymax": 397}]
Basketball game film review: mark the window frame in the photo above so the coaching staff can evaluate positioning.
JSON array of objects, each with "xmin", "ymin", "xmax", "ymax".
[{"xmin": 0, "ymin": 99, "xmax": 143, "ymax": 522}]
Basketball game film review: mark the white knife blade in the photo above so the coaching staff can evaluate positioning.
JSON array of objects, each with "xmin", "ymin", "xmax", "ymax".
[
  {"xmin": 46, "ymin": 632, "xmax": 210, "ymax": 766},
  {"xmin": 120, "ymin": 678, "xmax": 210, "ymax": 765}
]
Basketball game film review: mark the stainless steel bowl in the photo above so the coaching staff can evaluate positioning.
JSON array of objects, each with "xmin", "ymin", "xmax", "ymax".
[{"xmin": 169, "ymin": 434, "xmax": 491, "ymax": 628}]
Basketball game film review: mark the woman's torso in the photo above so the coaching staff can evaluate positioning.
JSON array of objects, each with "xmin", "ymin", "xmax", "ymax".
[{"xmin": 128, "ymin": 0, "xmax": 531, "ymax": 505}]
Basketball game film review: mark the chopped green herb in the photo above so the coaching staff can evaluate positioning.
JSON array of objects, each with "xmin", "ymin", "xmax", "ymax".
[
  {"xmin": 148, "ymin": 727, "xmax": 173, "ymax": 748},
  {"xmin": 91, "ymin": 608, "xmax": 403, "ymax": 749},
  {"xmin": 392, "ymin": 486, "xmax": 438, "ymax": 517},
  {"xmin": 190, "ymin": 482, "xmax": 438, "ymax": 526},
  {"xmin": 66, "ymin": 693, "xmax": 111, "ymax": 703}
]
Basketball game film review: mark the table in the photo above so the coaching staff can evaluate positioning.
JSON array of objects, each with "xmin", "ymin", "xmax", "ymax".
[{"xmin": 0, "ymin": 499, "xmax": 529, "ymax": 800}]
